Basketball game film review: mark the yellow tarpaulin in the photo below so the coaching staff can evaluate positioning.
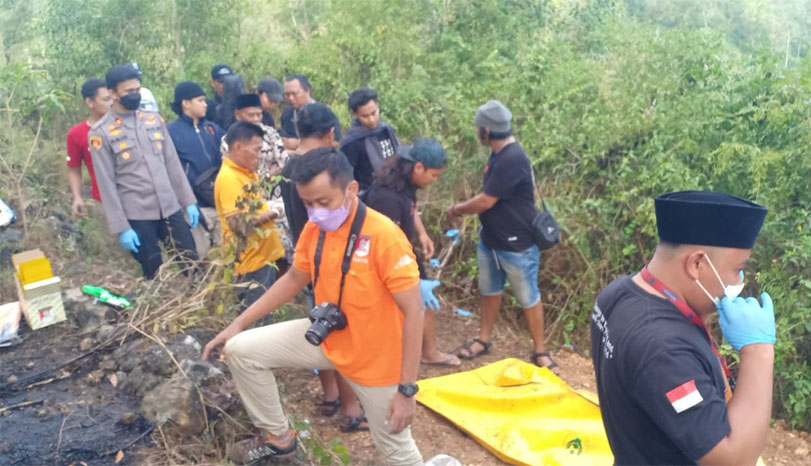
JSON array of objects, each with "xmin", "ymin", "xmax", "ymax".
[{"xmin": 417, "ymin": 358, "xmax": 613, "ymax": 466}]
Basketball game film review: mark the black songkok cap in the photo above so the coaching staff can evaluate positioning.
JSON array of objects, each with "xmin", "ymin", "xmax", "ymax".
[
  {"xmin": 235, "ymin": 93, "xmax": 261, "ymax": 109},
  {"xmin": 106, "ymin": 63, "xmax": 141, "ymax": 90},
  {"xmin": 655, "ymin": 190, "xmax": 768, "ymax": 249}
]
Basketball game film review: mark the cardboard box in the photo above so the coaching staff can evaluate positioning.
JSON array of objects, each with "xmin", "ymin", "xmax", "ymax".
[{"xmin": 11, "ymin": 249, "xmax": 65, "ymax": 330}]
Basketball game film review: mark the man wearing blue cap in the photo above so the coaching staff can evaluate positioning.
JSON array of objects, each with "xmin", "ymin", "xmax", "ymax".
[{"xmin": 591, "ymin": 190, "xmax": 775, "ymax": 465}]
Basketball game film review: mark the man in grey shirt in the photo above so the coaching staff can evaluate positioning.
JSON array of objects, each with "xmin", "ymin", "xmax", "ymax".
[{"xmin": 90, "ymin": 63, "xmax": 200, "ymax": 279}]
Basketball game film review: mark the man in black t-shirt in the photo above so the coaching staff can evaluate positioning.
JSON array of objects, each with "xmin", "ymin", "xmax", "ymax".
[
  {"xmin": 279, "ymin": 74, "xmax": 342, "ymax": 151},
  {"xmin": 446, "ymin": 100, "xmax": 558, "ymax": 373},
  {"xmin": 340, "ymin": 87, "xmax": 400, "ymax": 192},
  {"xmin": 592, "ymin": 191, "xmax": 775, "ymax": 465}
]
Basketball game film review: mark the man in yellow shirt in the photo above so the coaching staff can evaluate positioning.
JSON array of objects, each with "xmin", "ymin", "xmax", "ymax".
[{"xmin": 215, "ymin": 121, "xmax": 284, "ymax": 308}]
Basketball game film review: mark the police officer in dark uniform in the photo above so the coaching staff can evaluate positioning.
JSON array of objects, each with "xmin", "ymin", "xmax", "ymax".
[
  {"xmin": 90, "ymin": 64, "xmax": 201, "ymax": 279},
  {"xmin": 591, "ymin": 190, "xmax": 776, "ymax": 465}
]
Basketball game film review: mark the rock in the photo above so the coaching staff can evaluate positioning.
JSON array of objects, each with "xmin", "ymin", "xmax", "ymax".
[
  {"xmin": 113, "ymin": 339, "xmax": 150, "ymax": 372},
  {"xmin": 64, "ymin": 287, "xmax": 117, "ymax": 330},
  {"xmin": 119, "ymin": 366, "xmax": 162, "ymax": 397},
  {"xmin": 141, "ymin": 334, "xmax": 202, "ymax": 376},
  {"xmin": 79, "ymin": 337, "xmax": 95, "ymax": 351},
  {"xmin": 85, "ymin": 369, "xmax": 104, "ymax": 386},
  {"xmin": 98, "ymin": 356, "xmax": 118, "ymax": 371},
  {"xmin": 6, "ymin": 374, "xmax": 17, "ymax": 383},
  {"xmin": 0, "ymin": 228, "xmax": 23, "ymax": 249},
  {"xmin": 0, "ymin": 442, "xmax": 11, "ymax": 453},
  {"xmin": 141, "ymin": 374, "xmax": 206, "ymax": 435},
  {"xmin": 97, "ymin": 324, "xmax": 118, "ymax": 342},
  {"xmin": 179, "ymin": 359, "xmax": 224, "ymax": 387},
  {"xmin": 119, "ymin": 412, "xmax": 139, "ymax": 425}
]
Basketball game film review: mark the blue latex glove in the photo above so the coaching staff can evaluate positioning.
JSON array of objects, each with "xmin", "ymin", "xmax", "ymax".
[
  {"xmin": 419, "ymin": 279, "xmax": 441, "ymax": 311},
  {"xmin": 186, "ymin": 205, "xmax": 200, "ymax": 229},
  {"xmin": 119, "ymin": 229, "xmax": 140, "ymax": 253},
  {"xmin": 718, "ymin": 292, "xmax": 776, "ymax": 351}
]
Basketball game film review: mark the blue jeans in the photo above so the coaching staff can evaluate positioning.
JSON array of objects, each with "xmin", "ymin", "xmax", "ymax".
[{"xmin": 477, "ymin": 241, "xmax": 541, "ymax": 308}]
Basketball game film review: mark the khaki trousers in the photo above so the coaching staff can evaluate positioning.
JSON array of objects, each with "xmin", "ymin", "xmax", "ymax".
[{"xmin": 224, "ymin": 318, "xmax": 423, "ymax": 466}]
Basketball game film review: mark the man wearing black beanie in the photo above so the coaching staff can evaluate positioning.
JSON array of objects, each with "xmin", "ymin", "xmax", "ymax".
[
  {"xmin": 167, "ymin": 81, "xmax": 226, "ymax": 256},
  {"xmin": 90, "ymin": 64, "xmax": 201, "ymax": 279}
]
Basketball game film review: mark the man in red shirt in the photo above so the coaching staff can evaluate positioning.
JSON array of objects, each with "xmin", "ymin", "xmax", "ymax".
[{"xmin": 66, "ymin": 78, "xmax": 112, "ymax": 218}]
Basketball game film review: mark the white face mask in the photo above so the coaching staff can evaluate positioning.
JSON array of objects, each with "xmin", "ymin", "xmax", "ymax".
[{"xmin": 695, "ymin": 254, "xmax": 744, "ymax": 307}]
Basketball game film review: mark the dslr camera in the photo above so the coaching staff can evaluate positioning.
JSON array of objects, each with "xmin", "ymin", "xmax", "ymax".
[{"xmin": 305, "ymin": 303, "xmax": 348, "ymax": 346}]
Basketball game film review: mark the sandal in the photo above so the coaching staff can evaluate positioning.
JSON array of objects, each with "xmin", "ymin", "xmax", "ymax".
[
  {"xmin": 456, "ymin": 338, "xmax": 492, "ymax": 360},
  {"xmin": 531, "ymin": 351, "xmax": 560, "ymax": 373},
  {"xmin": 421, "ymin": 352, "xmax": 462, "ymax": 367},
  {"xmin": 338, "ymin": 415, "xmax": 370, "ymax": 433},
  {"xmin": 317, "ymin": 398, "xmax": 341, "ymax": 417}
]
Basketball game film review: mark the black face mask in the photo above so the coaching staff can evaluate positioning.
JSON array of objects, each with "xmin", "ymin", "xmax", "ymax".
[{"xmin": 120, "ymin": 92, "xmax": 142, "ymax": 111}]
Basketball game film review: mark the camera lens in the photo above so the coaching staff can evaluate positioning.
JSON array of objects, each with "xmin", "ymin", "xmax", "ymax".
[{"xmin": 305, "ymin": 321, "xmax": 329, "ymax": 346}]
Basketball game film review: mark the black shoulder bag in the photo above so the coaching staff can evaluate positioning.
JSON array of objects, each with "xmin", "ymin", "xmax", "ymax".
[
  {"xmin": 504, "ymin": 184, "xmax": 560, "ymax": 251},
  {"xmin": 312, "ymin": 201, "xmax": 367, "ymax": 309}
]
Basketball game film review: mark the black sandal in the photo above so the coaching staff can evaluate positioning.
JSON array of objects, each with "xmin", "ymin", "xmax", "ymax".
[
  {"xmin": 339, "ymin": 415, "xmax": 370, "ymax": 433},
  {"xmin": 317, "ymin": 398, "xmax": 341, "ymax": 417},
  {"xmin": 456, "ymin": 338, "xmax": 492, "ymax": 360},
  {"xmin": 531, "ymin": 351, "xmax": 560, "ymax": 372}
]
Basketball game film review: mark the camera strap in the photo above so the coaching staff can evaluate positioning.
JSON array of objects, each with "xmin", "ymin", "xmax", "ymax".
[{"xmin": 313, "ymin": 200, "xmax": 367, "ymax": 310}]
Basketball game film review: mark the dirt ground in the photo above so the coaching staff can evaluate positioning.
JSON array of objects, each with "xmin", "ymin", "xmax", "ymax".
[
  {"xmin": 0, "ymin": 324, "xmax": 149, "ymax": 466},
  {"xmin": 278, "ymin": 306, "xmax": 811, "ymax": 465},
  {"xmin": 1, "ymin": 259, "xmax": 808, "ymax": 465}
]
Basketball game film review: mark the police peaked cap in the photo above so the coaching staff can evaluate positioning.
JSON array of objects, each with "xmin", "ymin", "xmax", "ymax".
[
  {"xmin": 106, "ymin": 63, "xmax": 141, "ymax": 89},
  {"xmin": 655, "ymin": 190, "xmax": 768, "ymax": 249},
  {"xmin": 235, "ymin": 93, "xmax": 261, "ymax": 109}
]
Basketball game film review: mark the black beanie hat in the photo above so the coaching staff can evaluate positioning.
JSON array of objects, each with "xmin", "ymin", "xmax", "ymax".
[{"xmin": 171, "ymin": 81, "xmax": 206, "ymax": 115}]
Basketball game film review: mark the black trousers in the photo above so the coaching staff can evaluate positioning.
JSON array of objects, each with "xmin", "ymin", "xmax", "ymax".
[
  {"xmin": 128, "ymin": 210, "xmax": 198, "ymax": 279},
  {"xmin": 237, "ymin": 264, "xmax": 277, "ymax": 311}
]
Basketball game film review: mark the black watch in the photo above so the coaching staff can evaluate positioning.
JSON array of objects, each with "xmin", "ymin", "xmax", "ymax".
[{"xmin": 398, "ymin": 383, "xmax": 419, "ymax": 398}]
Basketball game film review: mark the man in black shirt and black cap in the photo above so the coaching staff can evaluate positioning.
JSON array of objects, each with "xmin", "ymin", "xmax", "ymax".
[
  {"xmin": 206, "ymin": 64, "xmax": 234, "ymax": 127},
  {"xmin": 256, "ymin": 77, "xmax": 284, "ymax": 129},
  {"xmin": 591, "ymin": 190, "xmax": 775, "ymax": 465}
]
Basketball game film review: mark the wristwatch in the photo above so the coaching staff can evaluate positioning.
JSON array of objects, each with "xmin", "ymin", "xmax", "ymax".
[{"xmin": 398, "ymin": 383, "xmax": 419, "ymax": 398}]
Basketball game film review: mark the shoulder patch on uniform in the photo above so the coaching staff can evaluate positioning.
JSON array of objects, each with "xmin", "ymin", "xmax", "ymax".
[
  {"xmin": 89, "ymin": 135, "xmax": 102, "ymax": 151},
  {"xmin": 666, "ymin": 379, "xmax": 703, "ymax": 413}
]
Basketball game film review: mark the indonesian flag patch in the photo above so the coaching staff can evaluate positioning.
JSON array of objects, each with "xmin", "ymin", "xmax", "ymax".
[{"xmin": 666, "ymin": 379, "xmax": 703, "ymax": 413}]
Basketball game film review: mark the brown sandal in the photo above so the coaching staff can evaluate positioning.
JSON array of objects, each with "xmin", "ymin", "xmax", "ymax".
[{"xmin": 456, "ymin": 338, "xmax": 492, "ymax": 360}]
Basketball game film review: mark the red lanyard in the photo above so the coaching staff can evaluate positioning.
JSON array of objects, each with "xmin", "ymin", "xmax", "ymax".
[{"xmin": 640, "ymin": 267, "xmax": 731, "ymax": 378}]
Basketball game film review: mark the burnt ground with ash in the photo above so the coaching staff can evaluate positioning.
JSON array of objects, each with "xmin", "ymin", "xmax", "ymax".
[{"xmin": 0, "ymin": 323, "xmax": 151, "ymax": 466}]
